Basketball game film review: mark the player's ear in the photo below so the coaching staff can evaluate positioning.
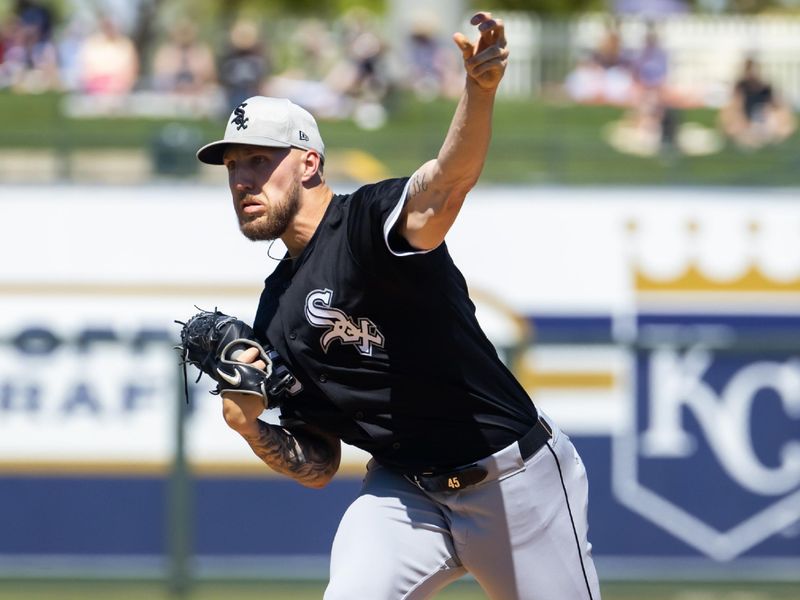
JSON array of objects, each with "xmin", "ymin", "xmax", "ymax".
[{"xmin": 301, "ymin": 150, "xmax": 324, "ymax": 183}]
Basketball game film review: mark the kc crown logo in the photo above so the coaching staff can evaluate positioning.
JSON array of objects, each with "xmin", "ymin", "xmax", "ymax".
[
  {"xmin": 613, "ymin": 220, "xmax": 800, "ymax": 561},
  {"xmin": 305, "ymin": 289, "xmax": 385, "ymax": 356}
]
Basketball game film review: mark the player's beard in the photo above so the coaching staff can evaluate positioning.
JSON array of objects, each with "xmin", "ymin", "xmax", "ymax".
[{"xmin": 238, "ymin": 179, "xmax": 301, "ymax": 241}]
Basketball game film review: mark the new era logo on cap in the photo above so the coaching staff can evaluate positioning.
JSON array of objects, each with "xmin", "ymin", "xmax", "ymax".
[{"xmin": 196, "ymin": 96, "xmax": 325, "ymax": 165}]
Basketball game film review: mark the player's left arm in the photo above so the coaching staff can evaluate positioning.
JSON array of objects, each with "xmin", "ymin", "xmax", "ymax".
[{"xmin": 398, "ymin": 12, "xmax": 508, "ymax": 251}]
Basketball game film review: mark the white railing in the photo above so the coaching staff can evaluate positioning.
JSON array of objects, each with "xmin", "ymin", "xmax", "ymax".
[{"xmin": 495, "ymin": 13, "xmax": 800, "ymax": 106}]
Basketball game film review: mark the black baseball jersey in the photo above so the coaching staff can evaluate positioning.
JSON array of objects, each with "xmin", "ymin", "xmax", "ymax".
[{"xmin": 253, "ymin": 177, "xmax": 538, "ymax": 473}]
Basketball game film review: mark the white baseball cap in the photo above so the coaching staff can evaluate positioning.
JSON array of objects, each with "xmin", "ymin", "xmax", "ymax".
[{"xmin": 196, "ymin": 96, "xmax": 325, "ymax": 165}]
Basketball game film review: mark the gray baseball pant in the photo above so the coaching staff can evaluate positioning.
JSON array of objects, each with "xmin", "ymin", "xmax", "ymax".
[{"xmin": 324, "ymin": 414, "xmax": 601, "ymax": 600}]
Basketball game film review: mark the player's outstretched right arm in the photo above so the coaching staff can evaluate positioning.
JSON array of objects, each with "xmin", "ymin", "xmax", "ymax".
[
  {"xmin": 222, "ymin": 391, "xmax": 341, "ymax": 489},
  {"xmin": 398, "ymin": 11, "xmax": 507, "ymax": 252}
]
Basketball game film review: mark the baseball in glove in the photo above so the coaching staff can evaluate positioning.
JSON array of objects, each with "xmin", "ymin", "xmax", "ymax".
[{"xmin": 175, "ymin": 308, "xmax": 300, "ymax": 406}]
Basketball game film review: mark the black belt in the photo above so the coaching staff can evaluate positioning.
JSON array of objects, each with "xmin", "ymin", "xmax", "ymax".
[{"xmin": 408, "ymin": 416, "xmax": 553, "ymax": 493}]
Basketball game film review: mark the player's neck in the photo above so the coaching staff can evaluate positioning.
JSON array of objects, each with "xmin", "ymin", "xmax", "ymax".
[{"xmin": 282, "ymin": 185, "xmax": 334, "ymax": 258}]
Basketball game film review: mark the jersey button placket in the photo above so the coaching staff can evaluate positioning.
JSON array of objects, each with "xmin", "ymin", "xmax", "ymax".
[
  {"xmin": 318, "ymin": 373, "xmax": 328, "ymax": 383},
  {"xmin": 289, "ymin": 331, "xmax": 297, "ymax": 340}
]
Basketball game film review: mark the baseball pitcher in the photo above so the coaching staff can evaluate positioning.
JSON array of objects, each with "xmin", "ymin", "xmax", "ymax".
[{"xmin": 180, "ymin": 12, "xmax": 601, "ymax": 599}]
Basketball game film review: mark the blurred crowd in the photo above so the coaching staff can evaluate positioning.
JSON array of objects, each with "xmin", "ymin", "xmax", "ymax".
[
  {"xmin": 564, "ymin": 18, "xmax": 796, "ymax": 154},
  {"xmin": 0, "ymin": 1, "xmax": 463, "ymax": 128},
  {"xmin": 1, "ymin": 2, "xmax": 797, "ymax": 149}
]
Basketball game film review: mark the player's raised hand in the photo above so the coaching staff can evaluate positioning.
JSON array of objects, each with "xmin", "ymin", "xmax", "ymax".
[{"xmin": 453, "ymin": 12, "xmax": 508, "ymax": 91}]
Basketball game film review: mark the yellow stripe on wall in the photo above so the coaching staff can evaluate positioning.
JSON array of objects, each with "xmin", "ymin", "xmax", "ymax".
[{"xmin": 517, "ymin": 370, "xmax": 616, "ymax": 391}]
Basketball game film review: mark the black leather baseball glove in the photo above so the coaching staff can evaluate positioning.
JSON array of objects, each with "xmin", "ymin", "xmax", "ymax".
[{"xmin": 176, "ymin": 308, "xmax": 300, "ymax": 406}]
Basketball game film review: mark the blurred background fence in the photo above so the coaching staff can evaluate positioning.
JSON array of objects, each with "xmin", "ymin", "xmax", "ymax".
[{"xmin": 492, "ymin": 13, "xmax": 800, "ymax": 104}]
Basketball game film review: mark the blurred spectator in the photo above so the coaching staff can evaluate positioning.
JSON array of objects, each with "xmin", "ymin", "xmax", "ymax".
[
  {"xmin": 622, "ymin": 23, "xmax": 677, "ymax": 152},
  {"xmin": 594, "ymin": 18, "xmax": 626, "ymax": 69},
  {"xmin": 564, "ymin": 19, "xmax": 634, "ymax": 105},
  {"xmin": 266, "ymin": 19, "xmax": 348, "ymax": 119},
  {"xmin": 281, "ymin": 19, "xmax": 339, "ymax": 82},
  {"xmin": 404, "ymin": 15, "xmax": 461, "ymax": 101},
  {"xmin": 564, "ymin": 50, "xmax": 634, "ymax": 105},
  {"xmin": 632, "ymin": 23, "xmax": 668, "ymax": 92},
  {"xmin": 14, "ymin": 0, "xmax": 52, "ymax": 42},
  {"xmin": 56, "ymin": 15, "xmax": 90, "ymax": 92},
  {"xmin": 219, "ymin": 20, "xmax": 269, "ymax": 109},
  {"xmin": 603, "ymin": 22, "xmax": 704, "ymax": 157},
  {"xmin": 78, "ymin": 15, "xmax": 139, "ymax": 95},
  {"xmin": 325, "ymin": 7, "xmax": 392, "ymax": 128},
  {"xmin": 0, "ymin": 11, "xmax": 59, "ymax": 92},
  {"xmin": 604, "ymin": 20, "xmax": 721, "ymax": 158},
  {"xmin": 719, "ymin": 56, "xmax": 796, "ymax": 149},
  {"xmin": 0, "ymin": 18, "xmax": 8, "ymax": 65},
  {"xmin": 269, "ymin": 9, "xmax": 393, "ymax": 129},
  {"xmin": 339, "ymin": 28, "xmax": 388, "ymax": 97},
  {"xmin": 151, "ymin": 19, "xmax": 217, "ymax": 94}
]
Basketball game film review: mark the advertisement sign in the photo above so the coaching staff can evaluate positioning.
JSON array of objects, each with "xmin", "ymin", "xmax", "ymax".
[{"xmin": 1, "ymin": 185, "xmax": 798, "ymax": 571}]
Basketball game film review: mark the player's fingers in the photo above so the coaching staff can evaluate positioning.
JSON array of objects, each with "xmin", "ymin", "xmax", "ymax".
[
  {"xmin": 493, "ymin": 18, "xmax": 506, "ymax": 49},
  {"xmin": 470, "ymin": 11, "xmax": 492, "ymax": 26},
  {"xmin": 478, "ymin": 18, "xmax": 506, "ymax": 55},
  {"xmin": 452, "ymin": 32, "xmax": 474, "ymax": 59},
  {"xmin": 470, "ymin": 56, "xmax": 507, "ymax": 79},
  {"xmin": 467, "ymin": 44, "xmax": 508, "ymax": 68},
  {"xmin": 236, "ymin": 346, "xmax": 261, "ymax": 363},
  {"xmin": 478, "ymin": 17, "xmax": 497, "ymax": 33},
  {"xmin": 476, "ymin": 18, "xmax": 496, "ymax": 52},
  {"xmin": 479, "ymin": 17, "xmax": 505, "ymax": 46},
  {"xmin": 230, "ymin": 346, "xmax": 267, "ymax": 370},
  {"xmin": 469, "ymin": 12, "xmax": 492, "ymax": 50}
]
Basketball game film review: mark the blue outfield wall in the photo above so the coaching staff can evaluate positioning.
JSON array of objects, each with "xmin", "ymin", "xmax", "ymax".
[
  {"xmin": 1, "ymin": 315, "xmax": 799, "ymax": 579},
  {"xmin": 1, "ymin": 437, "xmax": 798, "ymax": 573},
  {"xmin": 0, "ymin": 475, "xmax": 357, "ymax": 558}
]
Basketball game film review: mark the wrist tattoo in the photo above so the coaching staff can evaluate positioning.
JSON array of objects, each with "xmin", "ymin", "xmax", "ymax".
[{"xmin": 243, "ymin": 420, "xmax": 338, "ymax": 485}]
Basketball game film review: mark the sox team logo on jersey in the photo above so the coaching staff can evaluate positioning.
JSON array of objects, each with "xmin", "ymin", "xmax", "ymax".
[{"xmin": 304, "ymin": 289, "xmax": 385, "ymax": 356}]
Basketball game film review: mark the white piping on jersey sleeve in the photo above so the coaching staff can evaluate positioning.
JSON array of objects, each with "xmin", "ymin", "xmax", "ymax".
[{"xmin": 382, "ymin": 172, "xmax": 436, "ymax": 257}]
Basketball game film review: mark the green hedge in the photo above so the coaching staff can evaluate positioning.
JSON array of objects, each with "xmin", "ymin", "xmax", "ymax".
[{"xmin": 2, "ymin": 92, "xmax": 799, "ymax": 185}]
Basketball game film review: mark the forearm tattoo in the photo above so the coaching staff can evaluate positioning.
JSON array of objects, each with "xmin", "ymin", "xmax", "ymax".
[
  {"xmin": 242, "ymin": 420, "xmax": 338, "ymax": 486},
  {"xmin": 409, "ymin": 172, "xmax": 428, "ymax": 198}
]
